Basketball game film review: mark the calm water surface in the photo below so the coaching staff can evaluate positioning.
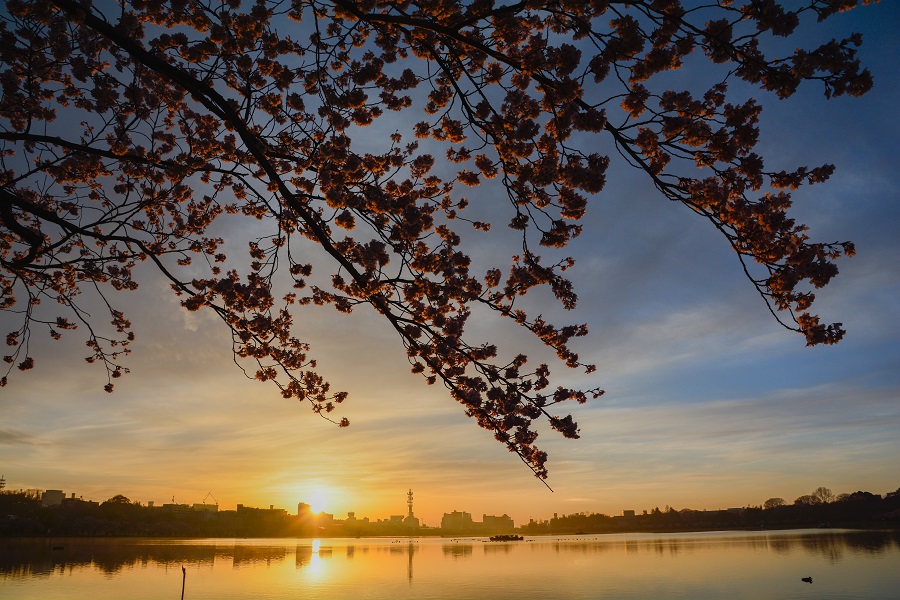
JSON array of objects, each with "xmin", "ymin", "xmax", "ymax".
[{"xmin": 2, "ymin": 529, "xmax": 899, "ymax": 599}]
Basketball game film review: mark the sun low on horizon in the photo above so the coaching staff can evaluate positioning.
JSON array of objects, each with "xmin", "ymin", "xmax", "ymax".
[
  {"xmin": 308, "ymin": 489, "xmax": 330, "ymax": 514},
  {"xmin": 286, "ymin": 483, "xmax": 344, "ymax": 515}
]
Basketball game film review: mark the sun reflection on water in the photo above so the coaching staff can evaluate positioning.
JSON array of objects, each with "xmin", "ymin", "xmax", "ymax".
[{"xmin": 302, "ymin": 539, "xmax": 327, "ymax": 578}]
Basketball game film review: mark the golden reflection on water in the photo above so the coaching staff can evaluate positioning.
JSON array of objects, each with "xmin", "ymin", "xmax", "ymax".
[
  {"xmin": 2, "ymin": 531, "xmax": 899, "ymax": 599},
  {"xmin": 296, "ymin": 539, "xmax": 329, "ymax": 578}
]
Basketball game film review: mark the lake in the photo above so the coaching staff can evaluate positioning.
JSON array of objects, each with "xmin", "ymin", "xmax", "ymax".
[{"xmin": 2, "ymin": 529, "xmax": 898, "ymax": 599}]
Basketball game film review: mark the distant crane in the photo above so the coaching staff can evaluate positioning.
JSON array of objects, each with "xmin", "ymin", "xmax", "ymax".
[{"xmin": 202, "ymin": 491, "xmax": 219, "ymax": 507}]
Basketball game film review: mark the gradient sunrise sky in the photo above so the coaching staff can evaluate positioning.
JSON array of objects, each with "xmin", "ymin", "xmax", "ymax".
[{"xmin": 1, "ymin": 2, "xmax": 898, "ymax": 527}]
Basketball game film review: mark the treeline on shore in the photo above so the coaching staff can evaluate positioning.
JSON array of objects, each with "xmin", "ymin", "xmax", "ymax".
[
  {"xmin": 2, "ymin": 485, "xmax": 899, "ymax": 538},
  {"xmin": 522, "ymin": 487, "xmax": 900, "ymax": 535}
]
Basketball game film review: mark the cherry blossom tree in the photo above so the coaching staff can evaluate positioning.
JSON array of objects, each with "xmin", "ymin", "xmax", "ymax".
[{"xmin": 0, "ymin": 0, "xmax": 872, "ymax": 478}]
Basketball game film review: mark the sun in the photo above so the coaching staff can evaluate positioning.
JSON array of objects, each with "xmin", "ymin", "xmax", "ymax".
[
  {"xmin": 308, "ymin": 489, "xmax": 329, "ymax": 514},
  {"xmin": 291, "ymin": 481, "xmax": 342, "ymax": 514}
]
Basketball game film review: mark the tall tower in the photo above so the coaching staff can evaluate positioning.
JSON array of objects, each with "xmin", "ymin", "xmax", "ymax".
[{"xmin": 404, "ymin": 489, "xmax": 420, "ymax": 529}]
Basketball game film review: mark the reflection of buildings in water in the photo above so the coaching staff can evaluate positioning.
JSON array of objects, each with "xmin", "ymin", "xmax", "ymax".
[
  {"xmin": 0, "ymin": 539, "xmax": 220, "ymax": 576},
  {"xmin": 483, "ymin": 543, "xmax": 513, "ymax": 555},
  {"xmin": 406, "ymin": 542, "xmax": 417, "ymax": 585},
  {"xmin": 383, "ymin": 541, "xmax": 418, "ymax": 583},
  {"xmin": 443, "ymin": 543, "xmax": 474, "ymax": 558},
  {"xmin": 3, "ymin": 531, "xmax": 895, "ymax": 573},
  {"xmin": 231, "ymin": 545, "xmax": 286, "ymax": 568},
  {"xmin": 650, "ymin": 540, "xmax": 683, "ymax": 557},
  {"xmin": 295, "ymin": 540, "xmax": 333, "ymax": 569},
  {"xmin": 295, "ymin": 545, "xmax": 312, "ymax": 568},
  {"xmin": 549, "ymin": 539, "xmax": 616, "ymax": 556},
  {"xmin": 613, "ymin": 531, "xmax": 899, "ymax": 563}
]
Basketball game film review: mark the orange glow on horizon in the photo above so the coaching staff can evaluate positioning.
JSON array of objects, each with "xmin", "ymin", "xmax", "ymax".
[{"xmin": 286, "ymin": 481, "xmax": 346, "ymax": 515}]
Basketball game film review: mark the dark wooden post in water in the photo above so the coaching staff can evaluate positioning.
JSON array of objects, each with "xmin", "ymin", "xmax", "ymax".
[{"xmin": 181, "ymin": 565, "xmax": 186, "ymax": 599}]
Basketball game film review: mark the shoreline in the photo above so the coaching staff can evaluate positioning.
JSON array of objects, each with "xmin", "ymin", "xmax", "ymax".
[{"xmin": 4, "ymin": 522, "xmax": 898, "ymax": 541}]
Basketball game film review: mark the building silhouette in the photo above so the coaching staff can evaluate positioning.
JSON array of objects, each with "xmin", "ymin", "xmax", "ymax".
[
  {"xmin": 441, "ymin": 510, "xmax": 475, "ymax": 533},
  {"xmin": 41, "ymin": 489, "xmax": 65, "ymax": 507},
  {"xmin": 441, "ymin": 510, "xmax": 515, "ymax": 534},
  {"xmin": 482, "ymin": 513, "xmax": 515, "ymax": 533}
]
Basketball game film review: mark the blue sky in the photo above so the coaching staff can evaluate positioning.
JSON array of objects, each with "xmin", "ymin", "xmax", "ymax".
[{"xmin": 1, "ymin": 1, "xmax": 898, "ymax": 526}]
